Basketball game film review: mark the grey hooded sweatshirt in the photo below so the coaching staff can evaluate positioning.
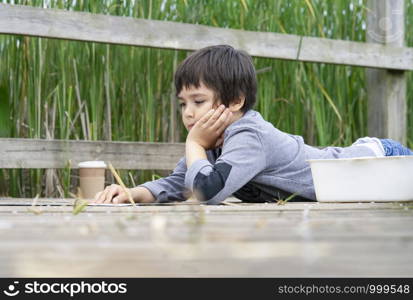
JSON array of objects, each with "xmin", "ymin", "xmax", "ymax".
[{"xmin": 140, "ymin": 110, "xmax": 377, "ymax": 204}]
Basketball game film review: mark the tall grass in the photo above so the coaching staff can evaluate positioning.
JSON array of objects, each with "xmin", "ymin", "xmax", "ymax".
[{"xmin": 0, "ymin": 0, "xmax": 412, "ymax": 197}]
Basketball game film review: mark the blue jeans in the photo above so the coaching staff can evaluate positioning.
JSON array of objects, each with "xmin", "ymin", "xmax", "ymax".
[{"xmin": 380, "ymin": 139, "xmax": 413, "ymax": 156}]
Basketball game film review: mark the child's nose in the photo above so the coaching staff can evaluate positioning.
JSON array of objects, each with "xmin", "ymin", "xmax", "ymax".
[{"xmin": 183, "ymin": 106, "xmax": 194, "ymax": 118}]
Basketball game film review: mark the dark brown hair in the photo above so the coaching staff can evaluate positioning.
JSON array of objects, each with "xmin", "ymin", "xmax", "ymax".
[{"xmin": 174, "ymin": 45, "xmax": 257, "ymax": 113}]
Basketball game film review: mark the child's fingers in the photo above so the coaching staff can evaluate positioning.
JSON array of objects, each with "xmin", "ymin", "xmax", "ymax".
[
  {"xmin": 206, "ymin": 105, "xmax": 226, "ymax": 126},
  {"xmin": 113, "ymin": 193, "xmax": 129, "ymax": 204},
  {"xmin": 198, "ymin": 108, "xmax": 216, "ymax": 126},
  {"xmin": 93, "ymin": 189, "xmax": 109, "ymax": 203},
  {"xmin": 196, "ymin": 105, "xmax": 226, "ymax": 128},
  {"xmin": 103, "ymin": 186, "xmax": 120, "ymax": 203},
  {"xmin": 213, "ymin": 108, "xmax": 232, "ymax": 133},
  {"xmin": 94, "ymin": 184, "xmax": 119, "ymax": 203}
]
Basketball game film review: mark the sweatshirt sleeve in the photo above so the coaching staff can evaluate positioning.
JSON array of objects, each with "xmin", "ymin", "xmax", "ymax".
[
  {"xmin": 184, "ymin": 127, "xmax": 266, "ymax": 205},
  {"xmin": 138, "ymin": 157, "xmax": 189, "ymax": 203}
]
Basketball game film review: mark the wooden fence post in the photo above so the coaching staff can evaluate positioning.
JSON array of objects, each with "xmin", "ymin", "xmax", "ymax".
[{"xmin": 366, "ymin": 0, "xmax": 406, "ymax": 144}]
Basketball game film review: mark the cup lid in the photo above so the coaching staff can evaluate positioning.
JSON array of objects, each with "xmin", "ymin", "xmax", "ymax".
[{"xmin": 78, "ymin": 161, "xmax": 107, "ymax": 168}]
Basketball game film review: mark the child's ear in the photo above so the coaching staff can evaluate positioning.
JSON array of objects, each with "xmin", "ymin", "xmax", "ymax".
[{"xmin": 229, "ymin": 96, "xmax": 245, "ymax": 112}]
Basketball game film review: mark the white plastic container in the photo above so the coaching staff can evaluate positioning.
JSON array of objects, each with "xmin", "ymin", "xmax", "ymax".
[{"xmin": 307, "ymin": 156, "xmax": 413, "ymax": 202}]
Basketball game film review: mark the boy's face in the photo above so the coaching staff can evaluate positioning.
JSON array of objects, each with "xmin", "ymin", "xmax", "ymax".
[{"xmin": 177, "ymin": 82, "xmax": 220, "ymax": 131}]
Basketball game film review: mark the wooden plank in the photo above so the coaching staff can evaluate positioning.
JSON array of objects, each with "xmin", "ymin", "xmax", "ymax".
[
  {"xmin": 2, "ymin": 214, "xmax": 412, "ymax": 238},
  {"xmin": 0, "ymin": 138, "xmax": 184, "ymax": 169},
  {"xmin": 299, "ymin": 35, "xmax": 412, "ymax": 70},
  {"xmin": 0, "ymin": 198, "xmax": 412, "ymax": 276},
  {"xmin": 366, "ymin": 0, "xmax": 407, "ymax": 143},
  {"xmin": 3, "ymin": 227, "xmax": 412, "ymax": 243},
  {"xmin": 1, "ymin": 3, "xmax": 413, "ymax": 70},
  {"xmin": 1, "ymin": 197, "xmax": 411, "ymax": 210},
  {"xmin": 1, "ymin": 217, "xmax": 412, "ymax": 245},
  {"xmin": 1, "ymin": 240, "xmax": 412, "ymax": 277}
]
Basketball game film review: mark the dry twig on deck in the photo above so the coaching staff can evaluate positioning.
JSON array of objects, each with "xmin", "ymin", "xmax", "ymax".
[
  {"xmin": 27, "ymin": 193, "xmax": 42, "ymax": 215},
  {"xmin": 108, "ymin": 162, "xmax": 136, "ymax": 207},
  {"xmin": 277, "ymin": 193, "xmax": 298, "ymax": 205}
]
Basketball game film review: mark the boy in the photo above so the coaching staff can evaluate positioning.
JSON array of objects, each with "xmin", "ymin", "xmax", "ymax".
[{"xmin": 93, "ymin": 45, "xmax": 413, "ymax": 205}]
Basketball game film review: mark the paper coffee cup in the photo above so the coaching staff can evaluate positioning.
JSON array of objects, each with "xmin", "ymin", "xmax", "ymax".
[{"xmin": 78, "ymin": 161, "xmax": 107, "ymax": 199}]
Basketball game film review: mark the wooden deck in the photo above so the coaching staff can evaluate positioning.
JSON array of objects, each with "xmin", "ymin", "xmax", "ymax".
[{"xmin": 1, "ymin": 197, "xmax": 412, "ymax": 277}]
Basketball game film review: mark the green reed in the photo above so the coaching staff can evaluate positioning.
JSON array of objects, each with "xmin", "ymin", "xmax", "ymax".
[{"xmin": 0, "ymin": 0, "xmax": 412, "ymax": 197}]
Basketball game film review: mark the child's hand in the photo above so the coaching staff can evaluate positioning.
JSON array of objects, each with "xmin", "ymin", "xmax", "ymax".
[
  {"xmin": 186, "ymin": 105, "xmax": 232, "ymax": 150},
  {"xmin": 214, "ymin": 133, "xmax": 225, "ymax": 149},
  {"xmin": 92, "ymin": 184, "xmax": 132, "ymax": 204}
]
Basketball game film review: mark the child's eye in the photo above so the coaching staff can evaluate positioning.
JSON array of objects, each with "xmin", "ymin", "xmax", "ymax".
[{"xmin": 178, "ymin": 101, "xmax": 204, "ymax": 108}]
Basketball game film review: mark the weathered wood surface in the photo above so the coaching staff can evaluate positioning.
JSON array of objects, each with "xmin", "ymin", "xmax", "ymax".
[
  {"xmin": 0, "ymin": 197, "xmax": 412, "ymax": 277},
  {"xmin": 366, "ymin": 0, "xmax": 407, "ymax": 143},
  {"xmin": 0, "ymin": 138, "xmax": 184, "ymax": 169},
  {"xmin": 1, "ymin": 3, "xmax": 413, "ymax": 70}
]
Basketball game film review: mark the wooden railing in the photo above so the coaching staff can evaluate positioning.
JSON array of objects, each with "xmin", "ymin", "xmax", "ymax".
[
  {"xmin": 0, "ymin": 0, "xmax": 410, "ymax": 171},
  {"xmin": 1, "ymin": 3, "xmax": 411, "ymax": 70},
  {"xmin": 0, "ymin": 138, "xmax": 184, "ymax": 170}
]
